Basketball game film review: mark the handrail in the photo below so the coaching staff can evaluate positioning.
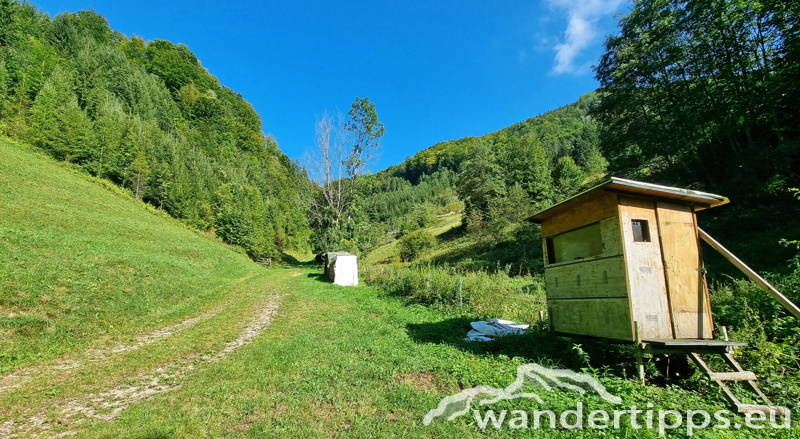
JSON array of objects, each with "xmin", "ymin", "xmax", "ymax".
[{"xmin": 698, "ymin": 228, "xmax": 800, "ymax": 320}]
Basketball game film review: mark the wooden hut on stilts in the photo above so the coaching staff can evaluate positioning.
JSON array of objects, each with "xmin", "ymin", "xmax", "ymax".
[{"xmin": 528, "ymin": 178, "xmax": 799, "ymax": 416}]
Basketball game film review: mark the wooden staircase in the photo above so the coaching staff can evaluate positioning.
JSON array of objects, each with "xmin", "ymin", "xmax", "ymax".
[
  {"xmin": 688, "ymin": 351, "xmax": 786, "ymax": 416},
  {"xmin": 640, "ymin": 338, "xmax": 788, "ymax": 416}
]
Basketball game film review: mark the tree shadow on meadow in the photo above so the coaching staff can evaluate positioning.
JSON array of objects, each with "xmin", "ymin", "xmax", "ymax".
[
  {"xmin": 406, "ymin": 317, "xmax": 648, "ymax": 381},
  {"xmin": 405, "ymin": 317, "xmax": 578, "ymax": 367},
  {"xmin": 306, "ymin": 272, "xmax": 331, "ymax": 283},
  {"xmin": 279, "ymin": 251, "xmax": 318, "ymax": 266}
]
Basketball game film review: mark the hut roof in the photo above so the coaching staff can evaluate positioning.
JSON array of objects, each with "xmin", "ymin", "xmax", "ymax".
[{"xmin": 527, "ymin": 177, "xmax": 729, "ymax": 224}]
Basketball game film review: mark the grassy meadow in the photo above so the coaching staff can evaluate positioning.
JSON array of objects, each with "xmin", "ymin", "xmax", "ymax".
[
  {"xmin": 41, "ymin": 265, "xmax": 795, "ymax": 438},
  {"xmin": 0, "ymin": 139, "xmax": 797, "ymax": 437},
  {"xmin": 0, "ymin": 138, "xmax": 261, "ymax": 372}
]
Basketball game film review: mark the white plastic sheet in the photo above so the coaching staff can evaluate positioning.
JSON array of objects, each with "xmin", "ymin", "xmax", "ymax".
[{"xmin": 464, "ymin": 318, "xmax": 529, "ymax": 342}]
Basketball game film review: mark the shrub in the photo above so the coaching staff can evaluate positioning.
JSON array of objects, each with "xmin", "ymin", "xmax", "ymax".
[
  {"xmin": 360, "ymin": 262, "xmax": 546, "ymax": 322},
  {"xmin": 708, "ymin": 265, "xmax": 800, "ymax": 407},
  {"xmin": 444, "ymin": 200, "xmax": 463, "ymax": 214},
  {"xmin": 397, "ymin": 231, "xmax": 437, "ymax": 261}
]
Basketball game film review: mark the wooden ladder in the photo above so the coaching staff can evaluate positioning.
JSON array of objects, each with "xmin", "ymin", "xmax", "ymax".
[{"xmin": 688, "ymin": 352, "xmax": 787, "ymax": 416}]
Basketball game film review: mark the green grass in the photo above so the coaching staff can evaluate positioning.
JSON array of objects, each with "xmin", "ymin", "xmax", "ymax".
[
  {"xmin": 364, "ymin": 213, "xmax": 462, "ymax": 266},
  {"xmin": 362, "ymin": 212, "xmax": 548, "ymax": 323},
  {"xmin": 0, "ymin": 138, "xmax": 261, "ymax": 371},
  {"xmin": 73, "ymin": 266, "xmax": 796, "ymax": 437},
  {"xmin": 1, "ymin": 138, "xmax": 796, "ymax": 437}
]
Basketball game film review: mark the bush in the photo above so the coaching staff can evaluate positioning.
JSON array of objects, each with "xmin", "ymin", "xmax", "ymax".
[
  {"xmin": 397, "ymin": 231, "xmax": 437, "ymax": 261},
  {"xmin": 360, "ymin": 262, "xmax": 546, "ymax": 322},
  {"xmin": 398, "ymin": 217, "xmax": 421, "ymax": 236},
  {"xmin": 708, "ymin": 264, "xmax": 800, "ymax": 407},
  {"xmin": 444, "ymin": 200, "xmax": 463, "ymax": 214}
]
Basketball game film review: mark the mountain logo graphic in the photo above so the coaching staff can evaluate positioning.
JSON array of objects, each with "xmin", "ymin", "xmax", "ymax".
[{"xmin": 423, "ymin": 363, "xmax": 622, "ymax": 425}]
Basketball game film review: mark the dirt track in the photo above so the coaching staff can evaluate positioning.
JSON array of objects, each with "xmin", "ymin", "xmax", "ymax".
[{"xmin": 0, "ymin": 295, "xmax": 283, "ymax": 438}]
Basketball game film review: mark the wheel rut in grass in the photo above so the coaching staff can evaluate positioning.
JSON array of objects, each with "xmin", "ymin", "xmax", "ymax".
[
  {"xmin": 0, "ymin": 303, "xmax": 225, "ymax": 395},
  {"xmin": 0, "ymin": 272, "xmax": 263, "ymax": 395},
  {"xmin": 0, "ymin": 294, "xmax": 284, "ymax": 438}
]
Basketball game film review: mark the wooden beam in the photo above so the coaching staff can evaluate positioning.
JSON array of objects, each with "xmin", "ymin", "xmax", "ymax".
[
  {"xmin": 635, "ymin": 322, "xmax": 645, "ymax": 385},
  {"xmin": 698, "ymin": 228, "xmax": 800, "ymax": 320},
  {"xmin": 708, "ymin": 371, "xmax": 757, "ymax": 382},
  {"xmin": 736, "ymin": 404, "xmax": 787, "ymax": 417}
]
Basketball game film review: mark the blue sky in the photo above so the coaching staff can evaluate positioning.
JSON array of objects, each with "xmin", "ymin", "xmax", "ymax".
[{"xmin": 31, "ymin": 0, "xmax": 628, "ymax": 170}]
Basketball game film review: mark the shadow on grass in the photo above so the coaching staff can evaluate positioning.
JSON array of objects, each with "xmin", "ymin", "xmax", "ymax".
[
  {"xmin": 435, "ymin": 222, "xmax": 465, "ymax": 242},
  {"xmin": 280, "ymin": 252, "xmax": 316, "ymax": 266},
  {"xmin": 406, "ymin": 317, "xmax": 649, "ymax": 380},
  {"xmin": 306, "ymin": 272, "xmax": 331, "ymax": 283},
  {"xmin": 406, "ymin": 317, "xmax": 578, "ymax": 366}
]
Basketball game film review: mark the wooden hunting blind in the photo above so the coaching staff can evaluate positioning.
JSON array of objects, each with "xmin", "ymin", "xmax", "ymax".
[
  {"xmin": 528, "ymin": 177, "xmax": 730, "ymax": 342},
  {"xmin": 528, "ymin": 178, "xmax": 799, "ymax": 416}
]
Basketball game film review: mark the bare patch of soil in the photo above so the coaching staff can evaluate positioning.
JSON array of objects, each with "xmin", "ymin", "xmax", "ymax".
[{"xmin": 394, "ymin": 371, "xmax": 439, "ymax": 392}]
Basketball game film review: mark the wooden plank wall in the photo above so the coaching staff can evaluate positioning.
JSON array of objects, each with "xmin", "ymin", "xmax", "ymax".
[
  {"xmin": 656, "ymin": 202, "xmax": 713, "ymax": 338},
  {"xmin": 549, "ymin": 298, "xmax": 634, "ymax": 341},
  {"xmin": 618, "ymin": 196, "xmax": 674, "ymax": 340},
  {"xmin": 546, "ymin": 256, "xmax": 627, "ymax": 299},
  {"xmin": 541, "ymin": 193, "xmax": 619, "ymax": 237},
  {"xmin": 542, "ymin": 199, "xmax": 631, "ymax": 340},
  {"xmin": 543, "ymin": 208, "xmax": 623, "ymax": 268}
]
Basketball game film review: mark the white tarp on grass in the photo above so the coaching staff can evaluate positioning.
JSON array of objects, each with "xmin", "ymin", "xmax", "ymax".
[
  {"xmin": 465, "ymin": 318, "xmax": 529, "ymax": 342},
  {"xmin": 331, "ymin": 254, "xmax": 359, "ymax": 287}
]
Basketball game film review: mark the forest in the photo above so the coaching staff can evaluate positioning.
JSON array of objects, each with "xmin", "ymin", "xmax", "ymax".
[
  {"xmin": 1, "ymin": 0, "xmax": 797, "ymax": 274},
  {"xmin": 0, "ymin": 0, "xmax": 311, "ymax": 260}
]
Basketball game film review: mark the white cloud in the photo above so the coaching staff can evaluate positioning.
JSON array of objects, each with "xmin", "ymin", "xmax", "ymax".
[{"xmin": 547, "ymin": 0, "xmax": 625, "ymax": 74}]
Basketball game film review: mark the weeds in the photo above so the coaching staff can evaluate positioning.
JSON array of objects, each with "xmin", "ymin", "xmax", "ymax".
[{"xmin": 362, "ymin": 262, "xmax": 546, "ymax": 323}]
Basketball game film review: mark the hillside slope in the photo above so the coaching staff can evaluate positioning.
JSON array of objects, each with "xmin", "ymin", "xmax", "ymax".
[
  {"xmin": 358, "ymin": 93, "xmax": 604, "ymax": 240},
  {"xmin": 0, "ymin": 138, "xmax": 262, "ymax": 371},
  {"xmin": 0, "ymin": 2, "xmax": 311, "ymax": 259}
]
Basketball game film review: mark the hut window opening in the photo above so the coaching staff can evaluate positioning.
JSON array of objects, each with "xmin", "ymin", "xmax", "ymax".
[
  {"xmin": 547, "ymin": 222, "xmax": 603, "ymax": 263},
  {"xmin": 632, "ymin": 220, "xmax": 650, "ymax": 242}
]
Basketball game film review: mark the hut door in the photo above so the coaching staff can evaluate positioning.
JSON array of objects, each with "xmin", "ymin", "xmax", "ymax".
[
  {"xmin": 619, "ymin": 197, "xmax": 673, "ymax": 340},
  {"xmin": 655, "ymin": 203, "xmax": 713, "ymax": 339}
]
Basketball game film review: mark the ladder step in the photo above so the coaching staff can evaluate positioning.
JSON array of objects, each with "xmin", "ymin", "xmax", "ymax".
[
  {"xmin": 708, "ymin": 371, "xmax": 757, "ymax": 382},
  {"xmin": 736, "ymin": 404, "xmax": 788, "ymax": 417}
]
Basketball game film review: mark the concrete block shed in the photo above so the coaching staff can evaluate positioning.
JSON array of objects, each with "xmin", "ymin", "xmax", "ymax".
[{"xmin": 527, "ymin": 177, "xmax": 799, "ymax": 416}]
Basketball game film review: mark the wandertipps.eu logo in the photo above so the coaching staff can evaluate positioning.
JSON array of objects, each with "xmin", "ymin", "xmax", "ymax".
[
  {"xmin": 423, "ymin": 362, "xmax": 621, "ymax": 426},
  {"xmin": 423, "ymin": 363, "xmax": 791, "ymax": 435}
]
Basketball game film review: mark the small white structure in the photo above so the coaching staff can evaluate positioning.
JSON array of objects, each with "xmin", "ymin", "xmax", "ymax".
[{"xmin": 324, "ymin": 252, "xmax": 359, "ymax": 287}]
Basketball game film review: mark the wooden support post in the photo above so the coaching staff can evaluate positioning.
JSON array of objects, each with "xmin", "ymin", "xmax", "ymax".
[
  {"xmin": 539, "ymin": 310, "xmax": 546, "ymax": 323},
  {"xmin": 635, "ymin": 321, "xmax": 645, "ymax": 385},
  {"xmin": 720, "ymin": 326, "xmax": 729, "ymax": 342},
  {"xmin": 698, "ymin": 228, "xmax": 800, "ymax": 319}
]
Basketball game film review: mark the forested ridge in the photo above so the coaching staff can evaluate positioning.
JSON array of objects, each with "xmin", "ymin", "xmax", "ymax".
[
  {"xmin": 0, "ymin": 1, "xmax": 311, "ymax": 259},
  {"xmin": 2, "ymin": 0, "xmax": 799, "ymax": 275},
  {"xmin": 357, "ymin": 0, "xmax": 800, "ymax": 275},
  {"xmin": 354, "ymin": 93, "xmax": 606, "ymax": 245}
]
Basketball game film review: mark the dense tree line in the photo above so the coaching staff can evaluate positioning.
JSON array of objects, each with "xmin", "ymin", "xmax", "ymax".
[
  {"xmin": 594, "ymin": 0, "xmax": 799, "ymax": 200},
  {"xmin": 361, "ymin": 169, "xmax": 457, "ymax": 228},
  {"xmin": 361, "ymin": 95, "xmax": 607, "ymax": 242},
  {"xmin": 387, "ymin": 93, "xmax": 604, "ymax": 187},
  {"xmin": 0, "ymin": 1, "xmax": 310, "ymax": 258},
  {"xmin": 593, "ymin": 0, "xmax": 800, "ymax": 273}
]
